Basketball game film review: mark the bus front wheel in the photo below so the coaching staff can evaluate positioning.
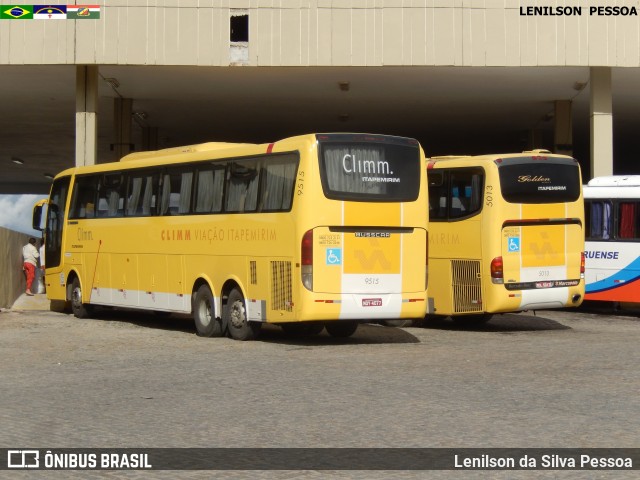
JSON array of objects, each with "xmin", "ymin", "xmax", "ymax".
[
  {"xmin": 193, "ymin": 285, "xmax": 224, "ymax": 337},
  {"xmin": 225, "ymin": 288, "xmax": 260, "ymax": 341},
  {"xmin": 325, "ymin": 321, "xmax": 358, "ymax": 338},
  {"xmin": 69, "ymin": 277, "xmax": 92, "ymax": 319}
]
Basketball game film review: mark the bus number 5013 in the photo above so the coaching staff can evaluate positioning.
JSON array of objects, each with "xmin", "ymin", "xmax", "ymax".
[{"xmin": 485, "ymin": 184, "xmax": 493, "ymax": 207}]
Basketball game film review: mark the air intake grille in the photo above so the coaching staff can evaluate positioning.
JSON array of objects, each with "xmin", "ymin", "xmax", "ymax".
[
  {"xmin": 250, "ymin": 261, "xmax": 257, "ymax": 285},
  {"xmin": 451, "ymin": 260, "xmax": 483, "ymax": 313},
  {"xmin": 271, "ymin": 261, "xmax": 292, "ymax": 312}
]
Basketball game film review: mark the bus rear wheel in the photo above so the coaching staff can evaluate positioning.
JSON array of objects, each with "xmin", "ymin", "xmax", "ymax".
[
  {"xmin": 69, "ymin": 277, "xmax": 92, "ymax": 319},
  {"xmin": 193, "ymin": 285, "xmax": 224, "ymax": 337},
  {"xmin": 225, "ymin": 288, "xmax": 260, "ymax": 341},
  {"xmin": 325, "ymin": 321, "xmax": 358, "ymax": 338}
]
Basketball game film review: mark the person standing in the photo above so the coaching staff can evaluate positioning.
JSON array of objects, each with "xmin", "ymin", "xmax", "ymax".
[{"xmin": 22, "ymin": 237, "xmax": 40, "ymax": 296}]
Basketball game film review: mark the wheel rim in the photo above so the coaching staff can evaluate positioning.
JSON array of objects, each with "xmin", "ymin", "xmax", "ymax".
[
  {"xmin": 72, "ymin": 286, "xmax": 82, "ymax": 309},
  {"xmin": 229, "ymin": 300, "xmax": 245, "ymax": 329},
  {"xmin": 198, "ymin": 298, "xmax": 212, "ymax": 327}
]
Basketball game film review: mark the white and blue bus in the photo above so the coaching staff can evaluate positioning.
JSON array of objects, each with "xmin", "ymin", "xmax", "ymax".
[{"xmin": 583, "ymin": 176, "xmax": 640, "ymax": 304}]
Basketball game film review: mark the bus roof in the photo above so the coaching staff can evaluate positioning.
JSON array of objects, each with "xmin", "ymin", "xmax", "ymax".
[
  {"xmin": 587, "ymin": 175, "xmax": 640, "ymax": 187},
  {"xmin": 428, "ymin": 150, "xmax": 572, "ymax": 164},
  {"xmin": 120, "ymin": 142, "xmax": 256, "ymax": 162}
]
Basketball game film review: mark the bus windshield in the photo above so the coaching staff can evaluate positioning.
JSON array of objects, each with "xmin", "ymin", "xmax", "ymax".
[
  {"xmin": 497, "ymin": 158, "xmax": 581, "ymax": 204},
  {"xmin": 318, "ymin": 135, "xmax": 421, "ymax": 202}
]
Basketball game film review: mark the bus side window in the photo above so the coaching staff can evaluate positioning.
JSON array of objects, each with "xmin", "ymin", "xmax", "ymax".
[
  {"xmin": 427, "ymin": 171, "xmax": 447, "ymax": 220},
  {"xmin": 97, "ymin": 173, "xmax": 125, "ymax": 218},
  {"xmin": 126, "ymin": 172, "xmax": 159, "ymax": 216},
  {"xmin": 261, "ymin": 155, "xmax": 297, "ymax": 212},
  {"xmin": 159, "ymin": 169, "xmax": 194, "ymax": 215},
  {"xmin": 617, "ymin": 201, "xmax": 639, "ymax": 239},
  {"xmin": 449, "ymin": 169, "xmax": 483, "ymax": 219},
  {"xmin": 69, "ymin": 175, "xmax": 99, "ymax": 219},
  {"xmin": 226, "ymin": 160, "xmax": 259, "ymax": 213},
  {"xmin": 586, "ymin": 200, "xmax": 612, "ymax": 240},
  {"xmin": 195, "ymin": 166, "xmax": 224, "ymax": 213}
]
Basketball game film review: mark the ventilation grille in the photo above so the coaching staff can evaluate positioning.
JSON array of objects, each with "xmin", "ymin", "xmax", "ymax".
[
  {"xmin": 271, "ymin": 261, "xmax": 292, "ymax": 312},
  {"xmin": 451, "ymin": 260, "xmax": 483, "ymax": 313},
  {"xmin": 250, "ymin": 261, "xmax": 257, "ymax": 285}
]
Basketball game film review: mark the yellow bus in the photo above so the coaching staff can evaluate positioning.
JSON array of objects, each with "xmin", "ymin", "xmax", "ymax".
[
  {"xmin": 426, "ymin": 150, "xmax": 584, "ymax": 324},
  {"xmin": 33, "ymin": 133, "xmax": 428, "ymax": 340}
]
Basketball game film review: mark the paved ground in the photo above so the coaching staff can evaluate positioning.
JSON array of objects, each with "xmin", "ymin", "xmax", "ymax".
[{"xmin": 1, "ymin": 299, "xmax": 639, "ymax": 479}]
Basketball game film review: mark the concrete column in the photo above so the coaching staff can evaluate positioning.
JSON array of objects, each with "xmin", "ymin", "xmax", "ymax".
[
  {"xmin": 527, "ymin": 129, "xmax": 544, "ymax": 150},
  {"xmin": 142, "ymin": 126, "xmax": 158, "ymax": 151},
  {"xmin": 113, "ymin": 98, "xmax": 133, "ymax": 159},
  {"xmin": 590, "ymin": 67, "xmax": 614, "ymax": 178},
  {"xmin": 554, "ymin": 100, "xmax": 572, "ymax": 156},
  {"xmin": 75, "ymin": 65, "xmax": 98, "ymax": 167}
]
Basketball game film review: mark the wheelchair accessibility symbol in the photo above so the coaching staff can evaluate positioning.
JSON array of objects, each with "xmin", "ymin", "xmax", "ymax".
[
  {"xmin": 508, "ymin": 237, "xmax": 520, "ymax": 252},
  {"xmin": 326, "ymin": 248, "xmax": 342, "ymax": 265}
]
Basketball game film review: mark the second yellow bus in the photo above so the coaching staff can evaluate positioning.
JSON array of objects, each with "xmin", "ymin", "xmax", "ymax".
[{"xmin": 426, "ymin": 150, "xmax": 585, "ymax": 324}]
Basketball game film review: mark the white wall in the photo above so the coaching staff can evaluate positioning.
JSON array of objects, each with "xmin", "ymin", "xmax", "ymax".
[{"xmin": 1, "ymin": 1, "xmax": 638, "ymax": 67}]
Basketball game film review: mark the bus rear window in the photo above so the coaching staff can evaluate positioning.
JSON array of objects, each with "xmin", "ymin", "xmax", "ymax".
[
  {"xmin": 319, "ymin": 138, "xmax": 421, "ymax": 202},
  {"xmin": 498, "ymin": 160, "xmax": 581, "ymax": 204}
]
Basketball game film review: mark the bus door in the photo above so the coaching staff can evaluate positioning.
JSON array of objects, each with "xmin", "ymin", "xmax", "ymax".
[{"xmin": 36, "ymin": 176, "xmax": 71, "ymax": 299}]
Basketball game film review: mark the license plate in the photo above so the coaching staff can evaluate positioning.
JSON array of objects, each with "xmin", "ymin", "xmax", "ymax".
[{"xmin": 362, "ymin": 298, "xmax": 382, "ymax": 307}]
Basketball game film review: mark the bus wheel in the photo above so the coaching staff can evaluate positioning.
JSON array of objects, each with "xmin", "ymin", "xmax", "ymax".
[
  {"xmin": 225, "ymin": 288, "xmax": 261, "ymax": 341},
  {"xmin": 69, "ymin": 277, "xmax": 92, "ymax": 319},
  {"xmin": 452, "ymin": 314, "xmax": 493, "ymax": 325},
  {"xmin": 193, "ymin": 285, "xmax": 224, "ymax": 337},
  {"xmin": 325, "ymin": 321, "xmax": 358, "ymax": 338},
  {"xmin": 281, "ymin": 322, "xmax": 324, "ymax": 336}
]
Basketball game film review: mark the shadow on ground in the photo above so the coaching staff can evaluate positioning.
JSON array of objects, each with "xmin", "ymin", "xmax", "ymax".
[{"xmin": 415, "ymin": 312, "xmax": 571, "ymax": 333}]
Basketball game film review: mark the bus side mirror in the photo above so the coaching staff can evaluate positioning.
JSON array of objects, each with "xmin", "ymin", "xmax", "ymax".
[{"xmin": 32, "ymin": 200, "xmax": 48, "ymax": 231}]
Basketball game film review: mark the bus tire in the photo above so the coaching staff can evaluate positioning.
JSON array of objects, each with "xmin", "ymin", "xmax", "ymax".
[
  {"xmin": 225, "ymin": 288, "xmax": 260, "ymax": 341},
  {"xmin": 325, "ymin": 321, "xmax": 358, "ymax": 338},
  {"xmin": 69, "ymin": 277, "xmax": 92, "ymax": 319},
  {"xmin": 452, "ymin": 314, "xmax": 493, "ymax": 325},
  {"xmin": 193, "ymin": 285, "xmax": 224, "ymax": 337}
]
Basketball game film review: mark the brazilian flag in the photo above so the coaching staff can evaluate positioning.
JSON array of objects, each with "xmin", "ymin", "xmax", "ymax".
[{"xmin": 0, "ymin": 5, "xmax": 34, "ymax": 19}]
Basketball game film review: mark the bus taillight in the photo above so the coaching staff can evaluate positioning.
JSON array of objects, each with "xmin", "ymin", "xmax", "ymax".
[
  {"xmin": 580, "ymin": 252, "xmax": 585, "ymax": 278},
  {"xmin": 490, "ymin": 256, "xmax": 504, "ymax": 284},
  {"xmin": 301, "ymin": 229, "xmax": 313, "ymax": 291}
]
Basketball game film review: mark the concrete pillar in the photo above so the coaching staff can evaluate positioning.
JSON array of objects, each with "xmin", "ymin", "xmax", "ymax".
[
  {"xmin": 554, "ymin": 100, "xmax": 572, "ymax": 156},
  {"xmin": 142, "ymin": 126, "xmax": 159, "ymax": 151},
  {"xmin": 527, "ymin": 129, "xmax": 544, "ymax": 150},
  {"xmin": 113, "ymin": 98, "xmax": 133, "ymax": 160},
  {"xmin": 75, "ymin": 65, "xmax": 98, "ymax": 167},
  {"xmin": 590, "ymin": 67, "xmax": 614, "ymax": 178}
]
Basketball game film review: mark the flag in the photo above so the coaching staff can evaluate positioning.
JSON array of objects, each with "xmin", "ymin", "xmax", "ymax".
[
  {"xmin": 67, "ymin": 5, "xmax": 100, "ymax": 20},
  {"xmin": 0, "ymin": 5, "xmax": 34, "ymax": 19},
  {"xmin": 33, "ymin": 5, "xmax": 67, "ymax": 20}
]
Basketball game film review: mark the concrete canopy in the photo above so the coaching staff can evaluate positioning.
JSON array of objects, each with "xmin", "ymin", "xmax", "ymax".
[{"xmin": 2, "ymin": 64, "xmax": 640, "ymax": 194}]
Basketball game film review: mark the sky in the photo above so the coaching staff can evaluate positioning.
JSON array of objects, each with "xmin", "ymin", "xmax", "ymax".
[{"xmin": 0, "ymin": 194, "xmax": 48, "ymax": 237}]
